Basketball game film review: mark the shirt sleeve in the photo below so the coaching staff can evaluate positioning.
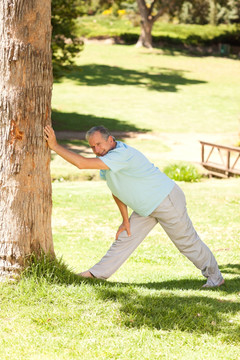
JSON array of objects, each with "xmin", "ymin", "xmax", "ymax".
[
  {"xmin": 99, "ymin": 170, "xmax": 107, "ymax": 180},
  {"xmin": 98, "ymin": 147, "xmax": 128, "ymax": 173}
]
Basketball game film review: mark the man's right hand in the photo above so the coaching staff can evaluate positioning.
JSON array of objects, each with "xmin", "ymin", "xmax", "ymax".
[
  {"xmin": 116, "ymin": 220, "xmax": 131, "ymax": 240},
  {"xmin": 44, "ymin": 125, "xmax": 58, "ymax": 150}
]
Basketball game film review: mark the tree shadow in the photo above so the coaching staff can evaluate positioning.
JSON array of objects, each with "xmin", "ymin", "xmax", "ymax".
[
  {"xmin": 220, "ymin": 263, "xmax": 240, "ymax": 275},
  {"xmin": 94, "ymin": 282, "xmax": 240, "ymax": 341},
  {"xmin": 134, "ymin": 277, "xmax": 240, "ymax": 295},
  {"xmin": 110, "ymin": 277, "xmax": 239, "ymax": 294},
  {"xmin": 25, "ymin": 256, "xmax": 239, "ymax": 341},
  {"xmin": 54, "ymin": 64, "xmax": 206, "ymax": 92},
  {"xmin": 52, "ymin": 109, "xmax": 150, "ymax": 133}
]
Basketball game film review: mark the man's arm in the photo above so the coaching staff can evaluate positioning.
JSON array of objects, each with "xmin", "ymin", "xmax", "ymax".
[
  {"xmin": 112, "ymin": 194, "xmax": 131, "ymax": 239},
  {"xmin": 44, "ymin": 125, "xmax": 109, "ymax": 170}
]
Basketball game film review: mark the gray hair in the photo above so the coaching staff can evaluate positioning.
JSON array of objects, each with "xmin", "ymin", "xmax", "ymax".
[{"xmin": 85, "ymin": 125, "xmax": 111, "ymax": 141}]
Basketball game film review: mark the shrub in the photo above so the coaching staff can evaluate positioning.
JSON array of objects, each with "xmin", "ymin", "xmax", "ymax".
[{"xmin": 163, "ymin": 162, "xmax": 202, "ymax": 182}]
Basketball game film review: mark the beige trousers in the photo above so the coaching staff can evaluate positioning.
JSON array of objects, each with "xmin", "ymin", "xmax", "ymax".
[{"xmin": 89, "ymin": 184, "xmax": 223, "ymax": 284}]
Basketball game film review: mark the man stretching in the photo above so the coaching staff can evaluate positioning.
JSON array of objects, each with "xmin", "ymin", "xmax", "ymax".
[{"xmin": 44, "ymin": 125, "xmax": 224, "ymax": 288}]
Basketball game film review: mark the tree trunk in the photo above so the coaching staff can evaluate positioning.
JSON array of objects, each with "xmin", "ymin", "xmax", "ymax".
[
  {"xmin": 136, "ymin": 0, "xmax": 174, "ymax": 49},
  {"xmin": 209, "ymin": 0, "xmax": 217, "ymax": 26},
  {"xmin": 136, "ymin": 19, "xmax": 154, "ymax": 49},
  {"xmin": 136, "ymin": 0, "xmax": 154, "ymax": 48},
  {"xmin": 0, "ymin": 0, "xmax": 54, "ymax": 278}
]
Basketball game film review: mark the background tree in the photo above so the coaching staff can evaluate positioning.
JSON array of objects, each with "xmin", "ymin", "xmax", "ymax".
[
  {"xmin": 82, "ymin": 0, "xmax": 177, "ymax": 48},
  {"xmin": 135, "ymin": 0, "xmax": 176, "ymax": 48},
  {"xmin": 52, "ymin": 0, "xmax": 84, "ymax": 76},
  {"xmin": 80, "ymin": 0, "xmax": 240, "ymax": 44},
  {"xmin": 215, "ymin": 0, "xmax": 240, "ymax": 24},
  {"xmin": 209, "ymin": 0, "xmax": 218, "ymax": 25},
  {"xmin": 0, "ymin": 0, "xmax": 54, "ymax": 278}
]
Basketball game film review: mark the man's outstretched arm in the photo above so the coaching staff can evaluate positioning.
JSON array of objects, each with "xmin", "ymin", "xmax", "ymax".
[
  {"xmin": 112, "ymin": 194, "xmax": 131, "ymax": 239},
  {"xmin": 44, "ymin": 125, "xmax": 109, "ymax": 170}
]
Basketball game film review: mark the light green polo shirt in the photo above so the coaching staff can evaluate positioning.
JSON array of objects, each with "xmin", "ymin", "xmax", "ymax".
[{"xmin": 99, "ymin": 141, "xmax": 174, "ymax": 217}]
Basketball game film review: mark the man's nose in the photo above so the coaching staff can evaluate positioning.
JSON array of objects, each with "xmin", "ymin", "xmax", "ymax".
[{"xmin": 95, "ymin": 145, "xmax": 100, "ymax": 153}]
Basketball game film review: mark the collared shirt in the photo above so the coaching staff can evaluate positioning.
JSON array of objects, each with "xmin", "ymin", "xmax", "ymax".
[{"xmin": 98, "ymin": 141, "xmax": 174, "ymax": 217}]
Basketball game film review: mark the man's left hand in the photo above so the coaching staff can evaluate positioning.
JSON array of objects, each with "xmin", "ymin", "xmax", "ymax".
[{"xmin": 116, "ymin": 220, "xmax": 131, "ymax": 240}]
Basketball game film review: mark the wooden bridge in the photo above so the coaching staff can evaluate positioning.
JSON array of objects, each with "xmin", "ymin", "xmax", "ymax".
[{"xmin": 200, "ymin": 141, "xmax": 240, "ymax": 178}]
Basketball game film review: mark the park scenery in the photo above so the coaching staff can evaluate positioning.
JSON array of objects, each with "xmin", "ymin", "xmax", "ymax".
[{"xmin": 0, "ymin": 1, "xmax": 240, "ymax": 359}]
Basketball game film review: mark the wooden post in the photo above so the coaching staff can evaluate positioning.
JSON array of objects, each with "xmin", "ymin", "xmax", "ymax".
[
  {"xmin": 227, "ymin": 150, "xmax": 231, "ymax": 177},
  {"xmin": 201, "ymin": 143, "xmax": 205, "ymax": 163}
]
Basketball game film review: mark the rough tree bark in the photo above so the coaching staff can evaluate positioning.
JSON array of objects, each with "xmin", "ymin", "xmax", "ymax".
[
  {"xmin": 0, "ymin": 0, "xmax": 55, "ymax": 278},
  {"xmin": 136, "ymin": 0, "xmax": 174, "ymax": 48}
]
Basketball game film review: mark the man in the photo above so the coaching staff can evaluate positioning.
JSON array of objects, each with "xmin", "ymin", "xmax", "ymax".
[{"xmin": 44, "ymin": 125, "xmax": 224, "ymax": 288}]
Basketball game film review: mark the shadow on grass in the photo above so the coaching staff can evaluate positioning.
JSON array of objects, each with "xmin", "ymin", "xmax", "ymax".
[
  {"xmin": 93, "ymin": 276, "xmax": 240, "ymax": 341},
  {"xmin": 94, "ymin": 281, "xmax": 240, "ymax": 341},
  {"xmin": 22, "ymin": 256, "xmax": 240, "ymax": 340},
  {"xmin": 52, "ymin": 109, "xmax": 150, "ymax": 133},
  {"xmin": 111, "ymin": 276, "xmax": 240, "ymax": 295},
  {"xmin": 220, "ymin": 263, "xmax": 240, "ymax": 275},
  {"xmin": 54, "ymin": 64, "xmax": 206, "ymax": 92}
]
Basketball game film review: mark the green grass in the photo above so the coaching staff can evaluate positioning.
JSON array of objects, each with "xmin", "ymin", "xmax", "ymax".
[
  {"xmin": 52, "ymin": 42, "xmax": 240, "ymax": 135},
  {"xmin": 0, "ymin": 179, "xmax": 239, "ymax": 359}
]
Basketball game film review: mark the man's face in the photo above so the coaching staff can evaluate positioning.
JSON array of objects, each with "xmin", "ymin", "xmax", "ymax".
[{"xmin": 88, "ymin": 131, "xmax": 115, "ymax": 157}]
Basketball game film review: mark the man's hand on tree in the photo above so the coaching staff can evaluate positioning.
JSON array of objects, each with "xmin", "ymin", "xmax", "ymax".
[{"xmin": 44, "ymin": 125, "xmax": 58, "ymax": 150}]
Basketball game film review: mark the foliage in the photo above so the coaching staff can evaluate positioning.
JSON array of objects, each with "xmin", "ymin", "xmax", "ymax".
[
  {"xmin": 79, "ymin": 0, "xmax": 240, "ymax": 25},
  {"xmin": 51, "ymin": 0, "xmax": 84, "ymax": 76},
  {"xmin": 163, "ymin": 162, "xmax": 202, "ymax": 182},
  {"xmin": 178, "ymin": 0, "xmax": 210, "ymax": 24},
  {"xmin": 75, "ymin": 0, "xmax": 130, "ymax": 16},
  {"xmin": 120, "ymin": 26, "xmax": 240, "ymax": 46},
  {"xmin": 216, "ymin": 0, "xmax": 240, "ymax": 24},
  {"xmin": 76, "ymin": 0, "xmax": 105, "ymax": 15},
  {"xmin": 177, "ymin": 0, "xmax": 240, "ymax": 25}
]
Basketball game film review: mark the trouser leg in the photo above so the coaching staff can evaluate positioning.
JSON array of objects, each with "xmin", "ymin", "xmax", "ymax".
[
  {"xmin": 89, "ymin": 212, "xmax": 157, "ymax": 279},
  {"xmin": 153, "ymin": 184, "xmax": 223, "ymax": 285}
]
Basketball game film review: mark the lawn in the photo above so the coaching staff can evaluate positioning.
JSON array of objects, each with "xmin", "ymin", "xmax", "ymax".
[
  {"xmin": 52, "ymin": 42, "xmax": 240, "ymax": 135},
  {"xmin": 0, "ymin": 179, "xmax": 239, "ymax": 359}
]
